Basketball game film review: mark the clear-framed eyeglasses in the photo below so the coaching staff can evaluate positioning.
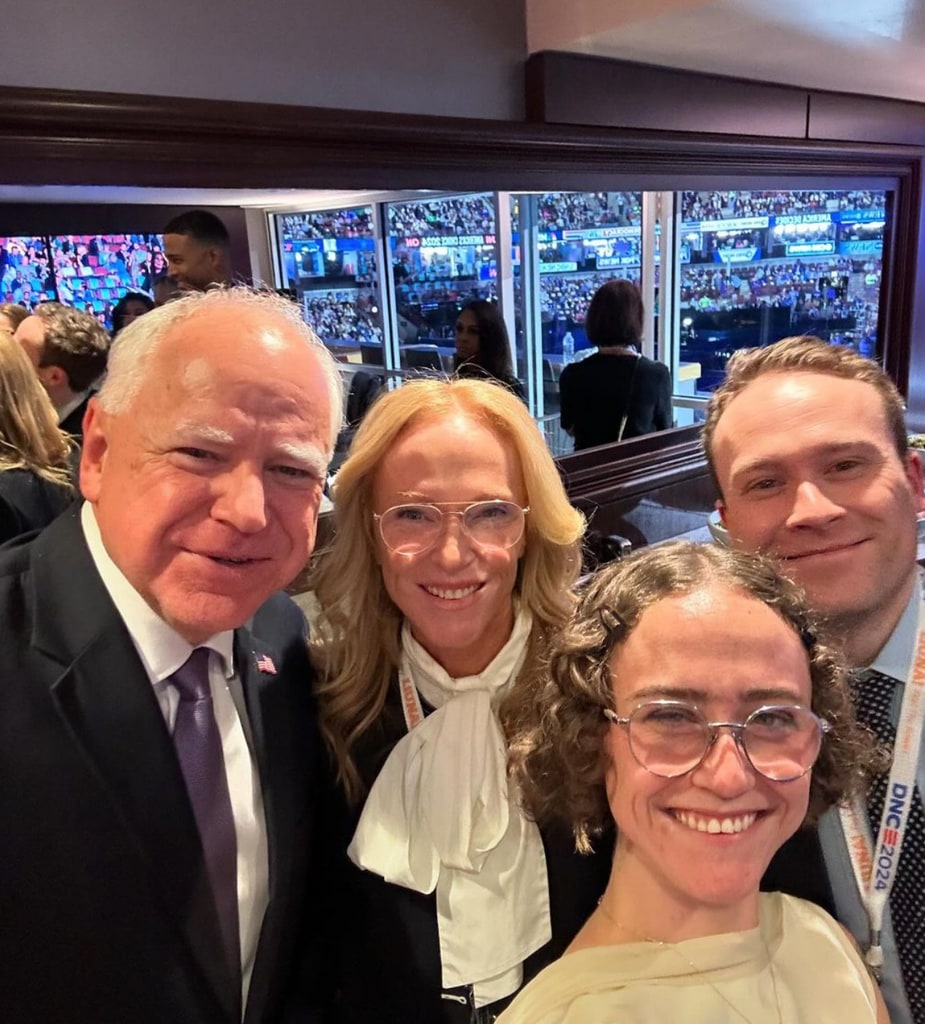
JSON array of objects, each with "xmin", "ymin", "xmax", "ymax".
[
  {"xmin": 373, "ymin": 500, "xmax": 529, "ymax": 557},
  {"xmin": 603, "ymin": 699, "xmax": 832, "ymax": 782}
]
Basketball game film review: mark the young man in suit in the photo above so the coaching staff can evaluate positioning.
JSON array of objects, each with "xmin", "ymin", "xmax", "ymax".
[
  {"xmin": 703, "ymin": 336, "xmax": 925, "ymax": 1024},
  {"xmin": 14, "ymin": 301, "xmax": 110, "ymax": 444},
  {"xmin": 0, "ymin": 287, "xmax": 343, "ymax": 1023}
]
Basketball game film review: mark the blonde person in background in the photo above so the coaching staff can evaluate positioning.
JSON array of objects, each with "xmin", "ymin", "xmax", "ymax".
[
  {"xmin": 309, "ymin": 377, "xmax": 611, "ymax": 1023},
  {"xmin": 0, "ymin": 302, "xmax": 29, "ymax": 336},
  {"xmin": 0, "ymin": 334, "xmax": 74, "ymax": 542},
  {"xmin": 498, "ymin": 542, "xmax": 889, "ymax": 1024}
]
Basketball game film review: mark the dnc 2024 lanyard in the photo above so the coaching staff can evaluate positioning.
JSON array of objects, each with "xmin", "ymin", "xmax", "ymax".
[{"xmin": 838, "ymin": 601, "xmax": 925, "ymax": 979}]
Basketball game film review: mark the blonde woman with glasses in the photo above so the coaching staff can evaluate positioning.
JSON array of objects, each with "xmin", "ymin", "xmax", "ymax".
[{"xmin": 310, "ymin": 377, "xmax": 610, "ymax": 1023}]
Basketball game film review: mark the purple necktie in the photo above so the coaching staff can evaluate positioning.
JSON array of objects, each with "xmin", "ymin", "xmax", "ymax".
[{"xmin": 170, "ymin": 647, "xmax": 241, "ymax": 985}]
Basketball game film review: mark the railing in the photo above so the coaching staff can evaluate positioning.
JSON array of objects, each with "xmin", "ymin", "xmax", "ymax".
[{"xmin": 537, "ymin": 413, "xmax": 572, "ymax": 458}]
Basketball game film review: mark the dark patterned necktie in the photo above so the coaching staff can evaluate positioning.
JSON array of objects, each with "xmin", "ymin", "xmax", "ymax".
[
  {"xmin": 854, "ymin": 669, "xmax": 925, "ymax": 1021},
  {"xmin": 170, "ymin": 648, "xmax": 241, "ymax": 988}
]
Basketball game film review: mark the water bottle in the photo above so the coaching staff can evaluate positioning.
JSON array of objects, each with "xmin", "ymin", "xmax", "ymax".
[{"xmin": 562, "ymin": 331, "xmax": 575, "ymax": 365}]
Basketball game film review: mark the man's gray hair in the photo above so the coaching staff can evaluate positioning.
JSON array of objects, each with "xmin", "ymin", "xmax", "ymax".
[{"xmin": 97, "ymin": 286, "xmax": 344, "ymax": 451}]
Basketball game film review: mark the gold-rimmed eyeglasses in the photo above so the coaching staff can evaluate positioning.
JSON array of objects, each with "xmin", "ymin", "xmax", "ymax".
[{"xmin": 373, "ymin": 500, "xmax": 529, "ymax": 556}]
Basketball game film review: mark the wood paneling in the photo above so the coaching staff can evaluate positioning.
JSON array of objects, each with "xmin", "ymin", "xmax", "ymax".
[{"xmin": 526, "ymin": 52, "xmax": 810, "ymax": 138}]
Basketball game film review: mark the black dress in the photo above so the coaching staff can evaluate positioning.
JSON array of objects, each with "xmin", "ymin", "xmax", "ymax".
[
  {"xmin": 318, "ymin": 678, "xmax": 613, "ymax": 1024},
  {"xmin": 559, "ymin": 351, "xmax": 672, "ymax": 451},
  {"xmin": 0, "ymin": 468, "xmax": 72, "ymax": 544}
]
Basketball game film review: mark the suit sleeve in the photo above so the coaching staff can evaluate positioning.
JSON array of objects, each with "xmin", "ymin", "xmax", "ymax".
[{"xmin": 0, "ymin": 494, "xmax": 24, "ymax": 545}]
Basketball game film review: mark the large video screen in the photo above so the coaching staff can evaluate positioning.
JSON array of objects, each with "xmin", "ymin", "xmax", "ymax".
[
  {"xmin": 274, "ymin": 206, "xmax": 384, "ymax": 350},
  {"xmin": 0, "ymin": 232, "xmax": 165, "ymax": 330},
  {"xmin": 52, "ymin": 234, "xmax": 165, "ymax": 326},
  {"xmin": 513, "ymin": 191, "xmax": 644, "ymax": 360},
  {"xmin": 0, "ymin": 237, "xmax": 56, "ymax": 307}
]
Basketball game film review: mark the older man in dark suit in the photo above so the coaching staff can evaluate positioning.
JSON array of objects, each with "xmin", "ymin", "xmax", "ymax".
[{"xmin": 0, "ymin": 287, "xmax": 343, "ymax": 1023}]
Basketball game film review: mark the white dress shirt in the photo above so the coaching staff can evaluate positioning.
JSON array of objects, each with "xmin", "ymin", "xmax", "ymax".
[{"xmin": 81, "ymin": 503, "xmax": 269, "ymax": 1011}]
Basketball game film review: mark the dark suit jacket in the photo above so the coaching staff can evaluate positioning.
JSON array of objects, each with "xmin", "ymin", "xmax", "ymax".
[
  {"xmin": 761, "ymin": 826, "xmax": 837, "ymax": 915},
  {"xmin": 59, "ymin": 391, "xmax": 92, "ymax": 445},
  {"xmin": 0, "ymin": 506, "xmax": 323, "ymax": 1024},
  {"xmin": 0, "ymin": 468, "xmax": 73, "ymax": 544}
]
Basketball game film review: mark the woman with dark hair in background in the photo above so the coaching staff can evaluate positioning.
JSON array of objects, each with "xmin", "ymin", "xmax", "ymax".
[
  {"xmin": 0, "ymin": 335, "xmax": 74, "ymax": 542},
  {"xmin": 559, "ymin": 279, "xmax": 672, "ymax": 450},
  {"xmin": 454, "ymin": 298, "xmax": 526, "ymax": 400},
  {"xmin": 111, "ymin": 291, "xmax": 155, "ymax": 337}
]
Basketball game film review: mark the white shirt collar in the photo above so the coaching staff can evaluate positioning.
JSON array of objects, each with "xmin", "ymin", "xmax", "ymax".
[
  {"xmin": 870, "ymin": 574, "xmax": 923, "ymax": 680},
  {"xmin": 80, "ymin": 502, "xmax": 234, "ymax": 684}
]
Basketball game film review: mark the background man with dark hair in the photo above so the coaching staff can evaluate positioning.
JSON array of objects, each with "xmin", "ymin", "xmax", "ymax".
[
  {"xmin": 15, "ymin": 301, "xmax": 110, "ymax": 443},
  {"xmin": 164, "ymin": 209, "xmax": 235, "ymax": 292}
]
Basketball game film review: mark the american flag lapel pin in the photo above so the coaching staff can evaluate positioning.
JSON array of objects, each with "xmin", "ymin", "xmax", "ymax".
[{"xmin": 255, "ymin": 652, "xmax": 277, "ymax": 675}]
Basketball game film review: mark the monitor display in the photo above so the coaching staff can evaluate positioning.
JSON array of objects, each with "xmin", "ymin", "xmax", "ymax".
[
  {"xmin": 0, "ymin": 237, "xmax": 56, "ymax": 307},
  {"xmin": 679, "ymin": 189, "xmax": 888, "ymax": 390},
  {"xmin": 51, "ymin": 234, "xmax": 165, "ymax": 326}
]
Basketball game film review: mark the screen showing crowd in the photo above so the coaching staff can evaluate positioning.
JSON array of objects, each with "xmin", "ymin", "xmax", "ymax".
[{"xmin": 0, "ymin": 233, "xmax": 166, "ymax": 330}]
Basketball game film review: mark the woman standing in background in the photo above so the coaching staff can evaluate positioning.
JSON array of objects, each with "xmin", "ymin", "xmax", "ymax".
[
  {"xmin": 559, "ymin": 279, "xmax": 672, "ymax": 450},
  {"xmin": 454, "ymin": 299, "xmax": 526, "ymax": 401}
]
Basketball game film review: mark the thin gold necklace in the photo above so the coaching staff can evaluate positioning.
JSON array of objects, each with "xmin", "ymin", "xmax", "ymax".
[{"xmin": 595, "ymin": 898, "xmax": 783, "ymax": 1024}]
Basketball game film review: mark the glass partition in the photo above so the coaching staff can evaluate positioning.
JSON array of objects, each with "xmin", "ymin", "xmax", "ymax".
[
  {"xmin": 272, "ymin": 206, "xmax": 384, "ymax": 362},
  {"xmin": 265, "ymin": 184, "xmax": 893, "ymax": 457},
  {"xmin": 385, "ymin": 192, "xmax": 497, "ymax": 373},
  {"xmin": 677, "ymin": 188, "xmax": 887, "ymax": 393}
]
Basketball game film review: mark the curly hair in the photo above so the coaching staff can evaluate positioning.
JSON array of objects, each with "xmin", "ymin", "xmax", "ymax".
[
  {"xmin": 507, "ymin": 541, "xmax": 882, "ymax": 852},
  {"xmin": 311, "ymin": 377, "xmax": 585, "ymax": 802},
  {"xmin": 32, "ymin": 302, "xmax": 111, "ymax": 392},
  {"xmin": 0, "ymin": 303, "xmax": 29, "ymax": 332},
  {"xmin": 702, "ymin": 335, "xmax": 907, "ymax": 499}
]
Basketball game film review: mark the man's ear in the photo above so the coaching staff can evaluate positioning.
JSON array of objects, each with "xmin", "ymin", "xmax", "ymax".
[
  {"xmin": 79, "ymin": 398, "xmax": 109, "ymax": 502},
  {"xmin": 38, "ymin": 363, "xmax": 67, "ymax": 392},
  {"xmin": 905, "ymin": 449, "xmax": 925, "ymax": 515},
  {"xmin": 716, "ymin": 498, "xmax": 728, "ymax": 526}
]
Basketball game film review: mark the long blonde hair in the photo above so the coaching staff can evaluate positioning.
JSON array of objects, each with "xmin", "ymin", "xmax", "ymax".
[
  {"xmin": 0, "ymin": 336, "xmax": 73, "ymax": 488},
  {"xmin": 311, "ymin": 377, "xmax": 585, "ymax": 800}
]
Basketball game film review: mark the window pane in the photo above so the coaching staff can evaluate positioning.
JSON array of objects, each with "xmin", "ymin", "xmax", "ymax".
[
  {"xmin": 678, "ymin": 189, "xmax": 887, "ymax": 395},
  {"xmin": 386, "ymin": 193, "xmax": 497, "ymax": 374},
  {"xmin": 274, "ymin": 206, "xmax": 384, "ymax": 363}
]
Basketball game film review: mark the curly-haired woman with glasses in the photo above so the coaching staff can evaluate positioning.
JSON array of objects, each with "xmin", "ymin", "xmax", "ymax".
[
  {"xmin": 497, "ymin": 541, "xmax": 888, "ymax": 1024},
  {"xmin": 309, "ymin": 377, "xmax": 609, "ymax": 1022}
]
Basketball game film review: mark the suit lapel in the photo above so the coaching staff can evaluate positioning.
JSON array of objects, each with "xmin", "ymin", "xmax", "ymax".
[
  {"xmin": 236, "ymin": 628, "xmax": 311, "ymax": 1022},
  {"xmin": 31, "ymin": 510, "xmax": 239, "ymax": 1021}
]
